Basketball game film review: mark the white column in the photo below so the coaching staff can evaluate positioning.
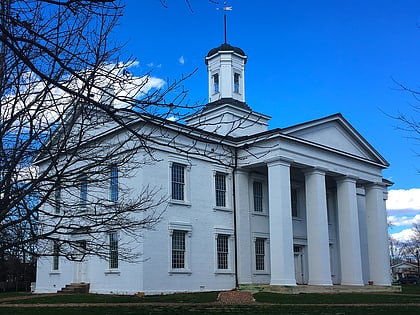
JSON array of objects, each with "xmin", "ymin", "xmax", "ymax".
[
  {"xmin": 305, "ymin": 168, "xmax": 332, "ymax": 286},
  {"xmin": 234, "ymin": 170, "xmax": 252, "ymax": 284},
  {"xmin": 267, "ymin": 160, "xmax": 296, "ymax": 286},
  {"xmin": 336, "ymin": 177, "xmax": 364, "ymax": 285},
  {"xmin": 365, "ymin": 183, "xmax": 391, "ymax": 286}
]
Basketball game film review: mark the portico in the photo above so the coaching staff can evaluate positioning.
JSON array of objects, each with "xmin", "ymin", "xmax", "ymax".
[{"xmin": 256, "ymin": 154, "xmax": 391, "ymax": 287}]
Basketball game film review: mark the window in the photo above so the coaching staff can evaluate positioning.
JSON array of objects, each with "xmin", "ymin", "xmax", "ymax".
[
  {"xmin": 215, "ymin": 172, "xmax": 226, "ymax": 207},
  {"xmin": 54, "ymin": 183, "xmax": 61, "ymax": 214},
  {"xmin": 255, "ymin": 238, "xmax": 265, "ymax": 271},
  {"xmin": 171, "ymin": 163, "xmax": 185, "ymax": 201},
  {"xmin": 217, "ymin": 234, "xmax": 229, "ymax": 270},
  {"xmin": 253, "ymin": 181, "xmax": 263, "ymax": 212},
  {"xmin": 110, "ymin": 165, "xmax": 118, "ymax": 202},
  {"xmin": 171, "ymin": 230, "xmax": 186, "ymax": 269},
  {"xmin": 233, "ymin": 73, "xmax": 240, "ymax": 93},
  {"xmin": 213, "ymin": 73, "xmax": 219, "ymax": 94},
  {"xmin": 79, "ymin": 174, "xmax": 88, "ymax": 208},
  {"xmin": 52, "ymin": 241, "xmax": 60, "ymax": 271},
  {"xmin": 109, "ymin": 232, "xmax": 118, "ymax": 269},
  {"xmin": 291, "ymin": 188, "xmax": 298, "ymax": 217}
]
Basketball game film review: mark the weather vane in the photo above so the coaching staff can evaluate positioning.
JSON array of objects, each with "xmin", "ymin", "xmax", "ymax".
[{"xmin": 217, "ymin": 1, "xmax": 232, "ymax": 44}]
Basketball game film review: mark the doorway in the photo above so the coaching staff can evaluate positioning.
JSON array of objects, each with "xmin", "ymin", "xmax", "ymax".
[
  {"xmin": 294, "ymin": 246, "xmax": 305, "ymax": 284},
  {"xmin": 73, "ymin": 240, "xmax": 88, "ymax": 283}
]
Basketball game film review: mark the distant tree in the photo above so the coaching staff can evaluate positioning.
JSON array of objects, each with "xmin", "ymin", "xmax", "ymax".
[
  {"xmin": 389, "ymin": 234, "xmax": 404, "ymax": 266},
  {"xmin": 400, "ymin": 223, "xmax": 420, "ymax": 276}
]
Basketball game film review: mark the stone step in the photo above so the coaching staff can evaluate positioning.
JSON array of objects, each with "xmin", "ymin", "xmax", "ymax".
[{"xmin": 57, "ymin": 282, "xmax": 90, "ymax": 294}]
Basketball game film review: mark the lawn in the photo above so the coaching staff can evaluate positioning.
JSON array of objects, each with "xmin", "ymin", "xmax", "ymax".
[{"xmin": 0, "ymin": 285, "xmax": 419, "ymax": 315}]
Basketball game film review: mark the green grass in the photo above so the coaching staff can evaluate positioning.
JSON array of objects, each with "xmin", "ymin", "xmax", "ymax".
[
  {"xmin": 1, "ymin": 287, "xmax": 420, "ymax": 315},
  {"xmin": 1, "ymin": 305, "xmax": 420, "ymax": 315},
  {"xmin": 0, "ymin": 291, "xmax": 219, "ymax": 304},
  {"xmin": 253, "ymin": 291, "xmax": 420, "ymax": 304},
  {"xmin": 401, "ymin": 284, "xmax": 420, "ymax": 294},
  {"xmin": 0, "ymin": 291, "xmax": 31, "ymax": 298}
]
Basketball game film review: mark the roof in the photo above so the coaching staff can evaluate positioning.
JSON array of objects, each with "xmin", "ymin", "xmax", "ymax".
[
  {"xmin": 206, "ymin": 43, "xmax": 247, "ymax": 64},
  {"xmin": 202, "ymin": 98, "xmax": 252, "ymax": 112}
]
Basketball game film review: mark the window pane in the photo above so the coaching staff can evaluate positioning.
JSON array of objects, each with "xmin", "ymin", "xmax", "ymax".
[
  {"xmin": 54, "ymin": 184, "xmax": 61, "ymax": 214},
  {"xmin": 253, "ymin": 181, "xmax": 263, "ymax": 212},
  {"xmin": 110, "ymin": 165, "xmax": 118, "ymax": 202},
  {"xmin": 234, "ymin": 73, "xmax": 240, "ymax": 93},
  {"xmin": 171, "ymin": 163, "xmax": 185, "ymax": 201},
  {"xmin": 52, "ymin": 241, "xmax": 59, "ymax": 270},
  {"xmin": 291, "ymin": 188, "xmax": 298, "ymax": 217},
  {"xmin": 255, "ymin": 238, "xmax": 265, "ymax": 271},
  {"xmin": 109, "ymin": 232, "xmax": 118, "ymax": 269},
  {"xmin": 80, "ymin": 175, "xmax": 87, "ymax": 208},
  {"xmin": 217, "ymin": 234, "xmax": 229, "ymax": 269},
  {"xmin": 172, "ymin": 230, "xmax": 186, "ymax": 269},
  {"xmin": 215, "ymin": 172, "xmax": 226, "ymax": 207},
  {"xmin": 213, "ymin": 74, "xmax": 219, "ymax": 93}
]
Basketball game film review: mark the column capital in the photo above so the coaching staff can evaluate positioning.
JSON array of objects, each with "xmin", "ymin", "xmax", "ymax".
[
  {"xmin": 234, "ymin": 168, "xmax": 249, "ymax": 176},
  {"xmin": 303, "ymin": 166, "xmax": 327, "ymax": 176},
  {"xmin": 365, "ymin": 182, "xmax": 387, "ymax": 190},
  {"xmin": 266, "ymin": 157, "xmax": 293, "ymax": 168},
  {"xmin": 335, "ymin": 175, "xmax": 358, "ymax": 184}
]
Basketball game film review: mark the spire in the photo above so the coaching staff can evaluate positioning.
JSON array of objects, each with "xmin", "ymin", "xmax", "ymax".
[{"xmin": 222, "ymin": 2, "xmax": 232, "ymax": 44}]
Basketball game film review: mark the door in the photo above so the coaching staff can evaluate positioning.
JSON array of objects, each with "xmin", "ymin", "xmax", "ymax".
[
  {"xmin": 294, "ymin": 246, "xmax": 304, "ymax": 284},
  {"xmin": 73, "ymin": 240, "xmax": 88, "ymax": 283}
]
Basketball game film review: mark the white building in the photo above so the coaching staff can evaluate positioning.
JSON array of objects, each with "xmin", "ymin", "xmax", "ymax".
[{"xmin": 35, "ymin": 42, "xmax": 392, "ymax": 295}]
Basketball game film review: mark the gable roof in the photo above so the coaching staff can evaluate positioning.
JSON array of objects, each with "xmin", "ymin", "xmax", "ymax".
[{"xmin": 280, "ymin": 113, "xmax": 389, "ymax": 167}]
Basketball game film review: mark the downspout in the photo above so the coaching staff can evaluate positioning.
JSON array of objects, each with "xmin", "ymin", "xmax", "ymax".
[{"xmin": 232, "ymin": 147, "xmax": 239, "ymax": 288}]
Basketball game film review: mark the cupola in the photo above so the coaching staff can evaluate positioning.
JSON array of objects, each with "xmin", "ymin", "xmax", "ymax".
[
  {"xmin": 185, "ymin": 42, "xmax": 271, "ymax": 137},
  {"xmin": 205, "ymin": 43, "xmax": 247, "ymax": 103}
]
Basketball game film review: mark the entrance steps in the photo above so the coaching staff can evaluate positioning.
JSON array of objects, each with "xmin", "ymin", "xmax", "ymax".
[
  {"xmin": 58, "ymin": 282, "xmax": 90, "ymax": 294},
  {"xmin": 239, "ymin": 284, "xmax": 401, "ymax": 294}
]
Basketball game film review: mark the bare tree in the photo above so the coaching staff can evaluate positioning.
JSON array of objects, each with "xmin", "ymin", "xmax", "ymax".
[
  {"xmin": 392, "ymin": 80, "xmax": 420, "ymax": 165},
  {"xmin": 400, "ymin": 223, "xmax": 420, "ymax": 276},
  {"xmin": 0, "ymin": 0, "xmax": 212, "ymax": 270}
]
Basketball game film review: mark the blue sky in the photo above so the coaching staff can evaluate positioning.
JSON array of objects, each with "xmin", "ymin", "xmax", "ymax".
[{"xmin": 114, "ymin": 0, "xmax": 420, "ymax": 240}]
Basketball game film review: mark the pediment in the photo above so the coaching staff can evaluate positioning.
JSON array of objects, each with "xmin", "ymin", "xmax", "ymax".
[{"xmin": 282, "ymin": 114, "xmax": 388, "ymax": 166}]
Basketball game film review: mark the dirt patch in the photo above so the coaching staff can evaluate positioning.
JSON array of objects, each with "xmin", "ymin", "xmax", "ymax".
[{"xmin": 217, "ymin": 291, "xmax": 255, "ymax": 304}]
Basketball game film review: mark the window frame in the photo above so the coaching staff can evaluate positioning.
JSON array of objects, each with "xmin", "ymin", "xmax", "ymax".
[
  {"xmin": 79, "ymin": 174, "xmax": 88, "ymax": 209},
  {"xmin": 214, "ymin": 228, "xmax": 234, "ymax": 274},
  {"xmin": 52, "ymin": 241, "xmax": 60, "ymax": 271},
  {"xmin": 108, "ymin": 231, "xmax": 119, "ymax": 270},
  {"xmin": 252, "ymin": 233, "xmax": 270, "ymax": 274},
  {"xmin": 54, "ymin": 182, "xmax": 61, "ymax": 214},
  {"xmin": 216, "ymin": 234, "xmax": 229, "ymax": 270},
  {"xmin": 215, "ymin": 172, "xmax": 227, "ymax": 208},
  {"xmin": 171, "ymin": 230, "xmax": 186, "ymax": 269},
  {"xmin": 169, "ymin": 158, "xmax": 191, "ymax": 206},
  {"xmin": 233, "ymin": 72, "xmax": 240, "ymax": 94},
  {"xmin": 168, "ymin": 222, "xmax": 192, "ymax": 274},
  {"xmin": 250, "ymin": 175, "xmax": 267, "ymax": 215},
  {"xmin": 253, "ymin": 181, "xmax": 263, "ymax": 213},
  {"xmin": 213, "ymin": 73, "xmax": 219, "ymax": 94},
  {"xmin": 171, "ymin": 162, "xmax": 185, "ymax": 201},
  {"xmin": 212, "ymin": 168, "xmax": 232, "ymax": 211},
  {"xmin": 255, "ymin": 237, "xmax": 266, "ymax": 271},
  {"xmin": 291, "ymin": 183, "xmax": 304, "ymax": 219},
  {"xmin": 109, "ymin": 164, "xmax": 119, "ymax": 202}
]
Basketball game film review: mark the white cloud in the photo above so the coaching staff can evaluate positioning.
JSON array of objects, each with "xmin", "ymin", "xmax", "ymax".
[
  {"xmin": 390, "ymin": 228, "xmax": 415, "ymax": 242},
  {"xmin": 178, "ymin": 55, "xmax": 185, "ymax": 65},
  {"xmin": 386, "ymin": 188, "xmax": 420, "ymax": 211},
  {"xmin": 1, "ymin": 62, "xmax": 166, "ymax": 125},
  {"xmin": 388, "ymin": 214, "xmax": 420, "ymax": 227},
  {"xmin": 147, "ymin": 62, "xmax": 162, "ymax": 69}
]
